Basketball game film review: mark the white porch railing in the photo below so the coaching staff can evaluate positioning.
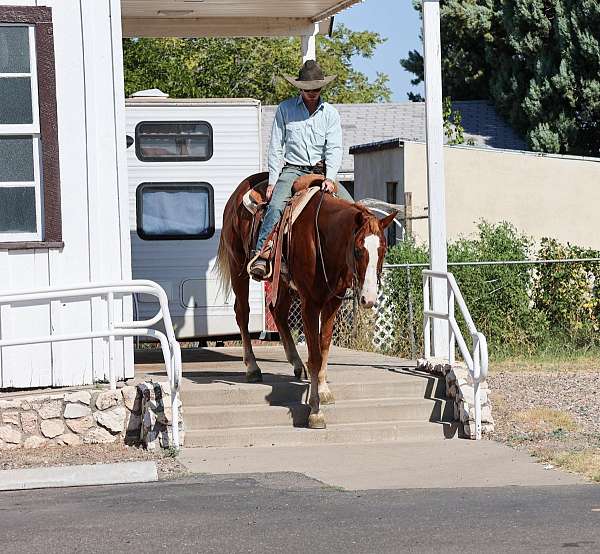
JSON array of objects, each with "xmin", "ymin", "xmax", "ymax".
[
  {"xmin": 423, "ymin": 270, "xmax": 489, "ymax": 439},
  {"xmin": 0, "ymin": 280, "xmax": 182, "ymax": 448}
]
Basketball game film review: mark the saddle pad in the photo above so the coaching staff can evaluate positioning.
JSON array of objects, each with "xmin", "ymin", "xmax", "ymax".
[{"xmin": 290, "ymin": 186, "xmax": 321, "ymax": 227}]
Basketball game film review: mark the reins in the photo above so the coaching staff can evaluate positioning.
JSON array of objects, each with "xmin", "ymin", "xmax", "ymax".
[{"xmin": 315, "ymin": 189, "xmax": 358, "ymax": 301}]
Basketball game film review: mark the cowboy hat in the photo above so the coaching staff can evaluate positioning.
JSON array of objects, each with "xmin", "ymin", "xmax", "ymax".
[{"xmin": 284, "ymin": 60, "xmax": 336, "ymax": 91}]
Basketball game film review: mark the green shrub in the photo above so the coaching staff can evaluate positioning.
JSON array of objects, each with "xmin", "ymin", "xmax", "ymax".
[
  {"xmin": 381, "ymin": 221, "xmax": 600, "ymax": 359},
  {"xmin": 448, "ymin": 222, "xmax": 548, "ymax": 355},
  {"xmin": 533, "ymin": 239, "xmax": 600, "ymax": 347}
]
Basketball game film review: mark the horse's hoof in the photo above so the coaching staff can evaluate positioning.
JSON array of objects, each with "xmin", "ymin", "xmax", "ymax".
[
  {"xmin": 308, "ymin": 412, "xmax": 326, "ymax": 429},
  {"xmin": 319, "ymin": 391, "xmax": 335, "ymax": 405},
  {"xmin": 246, "ymin": 369, "xmax": 263, "ymax": 383},
  {"xmin": 294, "ymin": 364, "xmax": 307, "ymax": 381}
]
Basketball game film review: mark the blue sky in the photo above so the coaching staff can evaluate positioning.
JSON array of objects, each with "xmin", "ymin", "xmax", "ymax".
[{"xmin": 335, "ymin": 0, "xmax": 424, "ymax": 101}]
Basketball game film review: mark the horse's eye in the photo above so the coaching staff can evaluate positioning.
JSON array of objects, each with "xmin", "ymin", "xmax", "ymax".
[{"xmin": 354, "ymin": 248, "xmax": 363, "ymax": 259}]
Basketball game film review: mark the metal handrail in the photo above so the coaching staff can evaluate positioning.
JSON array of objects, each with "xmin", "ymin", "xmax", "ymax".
[
  {"xmin": 422, "ymin": 270, "xmax": 488, "ymax": 440},
  {"xmin": 0, "ymin": 280, "xmax": 182, "ymax": 448}
]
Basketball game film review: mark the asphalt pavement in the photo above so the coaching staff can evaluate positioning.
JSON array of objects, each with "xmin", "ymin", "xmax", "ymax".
[{"xmin": 0, "ymin": 472, "xmax": 598, "ymax": 553}]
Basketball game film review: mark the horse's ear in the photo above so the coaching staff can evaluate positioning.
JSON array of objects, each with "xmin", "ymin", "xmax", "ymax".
[{"xmin": 379, "ymin": 211, "xmax": 398, "ymax": 230}]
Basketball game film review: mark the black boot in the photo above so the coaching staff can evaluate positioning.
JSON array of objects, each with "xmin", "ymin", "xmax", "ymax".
[{"xmin": 249, "ymin": 257, "xmax": 268, "ymax": 281}]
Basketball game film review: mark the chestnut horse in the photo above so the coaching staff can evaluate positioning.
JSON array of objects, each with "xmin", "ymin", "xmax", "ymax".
[{"xmin": 215, "ymin": 172, "xmax": 396, "ymax": 428}]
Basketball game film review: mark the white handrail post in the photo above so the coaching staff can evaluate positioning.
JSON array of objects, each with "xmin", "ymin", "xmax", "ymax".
[
  {"xmin": 448, "ymin": 285, "xmax": 455, "ymax": 366},
  {"xmin": 473, "ymin": 335, "xmax": 482, "ymax": 440},
  {"xmin": 107, "ymin": 291, "xmax": 116, "ymax": 390},
  {"xmin": 423, "ymin": 0, "xmax": 449, "ymax": 360},
  {"xmin": 423, "ymin": 274, "xmax": 431, "ymax": 359},
  {"xmin": 170, "ymin": 341, "xmax": 182, "ymax": 449}
]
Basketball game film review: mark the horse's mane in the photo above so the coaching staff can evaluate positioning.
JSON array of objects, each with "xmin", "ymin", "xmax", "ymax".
[{"xmin": 352, "ymin": 203, "xmax": 381, "ymax": 235}]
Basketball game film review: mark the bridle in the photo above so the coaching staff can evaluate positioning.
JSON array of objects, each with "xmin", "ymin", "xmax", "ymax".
[{"xmin": 315, "ymin": 190, "xmax": 382, "ymax": 301}]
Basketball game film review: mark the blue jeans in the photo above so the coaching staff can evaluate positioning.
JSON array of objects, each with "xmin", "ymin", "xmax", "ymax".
[{"xmin": 255, "ymin": 166, "xmax": 354, "ymax": 251}]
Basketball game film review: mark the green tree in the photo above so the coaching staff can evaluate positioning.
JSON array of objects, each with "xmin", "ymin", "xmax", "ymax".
[
  {"xmin": 401, "ymin": 0, "xmax": 600, "ymax": 156},
  {"xmin": 401, "ymin": 0, "xmax": 494, "ymax": 101},
  {"xmin": 123, "ymin": 25, "xmax": 391, "ymax": 104}
]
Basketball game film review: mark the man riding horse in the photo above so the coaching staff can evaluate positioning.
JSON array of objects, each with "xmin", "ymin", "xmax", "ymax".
[
  {"xmin": 248, "ymin": 60, "xmax": 354, "ymax": 280},
  {"xmin": 216, "ymin": 61, "xmax": 396, "ymax": 429}
]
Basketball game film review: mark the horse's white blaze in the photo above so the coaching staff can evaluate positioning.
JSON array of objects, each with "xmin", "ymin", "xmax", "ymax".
[{"xmin": 361, "ymin": 234, "xmax": 379, "ymax": 307}]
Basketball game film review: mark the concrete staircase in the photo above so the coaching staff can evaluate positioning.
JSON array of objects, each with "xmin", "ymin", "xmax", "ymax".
[{"xmin": 177, "ymin": 347, "xmax": 452, "ymax": 448}]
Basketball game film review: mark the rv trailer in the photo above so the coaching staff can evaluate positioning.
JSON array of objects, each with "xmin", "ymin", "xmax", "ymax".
[{"xmin": 125, "ymin": 92, "xmax": 264, "ymax": 339}]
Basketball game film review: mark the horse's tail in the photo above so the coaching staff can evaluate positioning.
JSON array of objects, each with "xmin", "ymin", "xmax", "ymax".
[{"xmin": 214, "ymin": 232, "xmax": 233, "ymax": 301}]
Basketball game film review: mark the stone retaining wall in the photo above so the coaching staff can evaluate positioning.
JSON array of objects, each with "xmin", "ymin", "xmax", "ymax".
[
  {"xmin": 418, "ymin": 358, "xmax": 495, "ymax": 439},
  {"xmin": 0, "ymin": 382, "xmax": 181, "ymax": 450}
]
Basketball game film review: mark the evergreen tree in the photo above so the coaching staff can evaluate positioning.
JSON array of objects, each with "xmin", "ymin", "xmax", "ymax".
[
  {"xmin": 401, "ymin": 0, "xmax": 600, "ymax": 156},
  {"xmin": 123, "ymin": 25, "xmax": 391, "ymax": 105}
]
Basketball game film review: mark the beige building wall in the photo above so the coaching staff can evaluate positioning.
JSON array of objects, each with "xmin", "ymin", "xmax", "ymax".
[{"xmin": 399, "ymin": 142, "xmax": 600, "ymax": 250}]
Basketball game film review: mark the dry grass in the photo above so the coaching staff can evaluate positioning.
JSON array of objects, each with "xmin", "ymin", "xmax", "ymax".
[
  {"xmin": 534, "ymin": 447, "xmax": 600, "ymax": 483},
  {"xmin": 514, "ymin": 407, "xmax": 578, "ymax": 433},
  {"xmin": 333, "ymin": 306, "xmax": 377, "ymax": 352},
  {"xmin": 490, "ymin": 356, "xmax": 600, "ymax": 374},
  {"xmin": 488, "ymin": 368, "xmax": 600, "ymax": 483}
]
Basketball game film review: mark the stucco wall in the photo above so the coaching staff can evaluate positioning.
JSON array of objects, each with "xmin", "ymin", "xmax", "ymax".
[{"xmin": 355, "ymin": 142, "xmax": 600, "ymax": 250}]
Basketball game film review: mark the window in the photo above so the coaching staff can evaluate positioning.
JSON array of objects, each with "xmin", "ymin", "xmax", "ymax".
[
  {"xmin": 386, "ymin": 181, "xmax": 398, "ymax": 246},
  {"xmin": 135, "ymin": 121, "xmax": 213, "ymax": 162},
  {"xmin": 0, "ymin": 7, "xmax": 61, "ymax": 248},
  {"xmin": 136, "ymin": 182, "xmax": 215, "ymax": 240},
  {"xmin": 340, "ymin": 180, "xmax": 354, "ymax": 199}
]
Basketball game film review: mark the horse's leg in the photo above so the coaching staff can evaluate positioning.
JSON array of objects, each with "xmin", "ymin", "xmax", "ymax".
[
  {"xmin": 301, "ymin": 300, "xmax": 325, "ymax": 429},
  {"xmin": 270, "ymin": 286, "xmax": 307, "ymax": 380},
  {"xmin": 317, "ymin": 297, "xmax": 343, "ymax": 405},
  {"xmin": 231, "ymin": 272, "xmax": 262, "ymax": 383}
]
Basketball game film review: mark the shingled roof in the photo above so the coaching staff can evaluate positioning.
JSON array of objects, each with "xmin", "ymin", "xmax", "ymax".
[{"xmin": 261, "ymin": 100, "xmax": 526, "ymax": 176}]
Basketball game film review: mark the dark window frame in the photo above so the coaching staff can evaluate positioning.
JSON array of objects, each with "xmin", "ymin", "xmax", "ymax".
[
  {"xmin": 135, "ymin": 120, "xmax": 214, "ymax": 163},
  {"xmin": 386, "ymin": 181, "xmax": 398, "ymax": 246},
  {"xmin": 0, "ymin": 6, "xmax": 62, "ymax": 250},
  {"xmin": 136, "ymin": 182, "xmax": 215, "ymax": 241}
]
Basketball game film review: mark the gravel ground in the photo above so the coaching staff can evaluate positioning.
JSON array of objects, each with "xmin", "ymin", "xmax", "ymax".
[
  {"xmin": 487, "ymin": 370, "xmax": 600, "ymax": 481},
  {"xmin": 488, "ymin": 370, "xmax": 600, "ymax": 439},
  {"xmin": 0, "ymin": 443, "xmax": 189, "ymax": 480}
]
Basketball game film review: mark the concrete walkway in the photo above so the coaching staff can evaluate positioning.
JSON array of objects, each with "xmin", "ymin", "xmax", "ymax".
[
  {"xmin": 136, "ymin": 345, "xmax": 589, "ymax": 489},
  {"xmin": 180, "ymin": 440, "xmax": 586, "ymax": 490}
]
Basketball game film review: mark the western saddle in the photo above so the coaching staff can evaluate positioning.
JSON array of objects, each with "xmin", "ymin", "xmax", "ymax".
[{"xmin": 243, "ymin": 174, "xmax": 336, "ymax": 306}]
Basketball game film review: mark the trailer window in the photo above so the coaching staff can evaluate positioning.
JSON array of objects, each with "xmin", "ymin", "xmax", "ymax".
[
  {"xmin": 136, "ymin": 182, "xmax": 214, "ymax": 240},
  {"xmin": 135, "ymin": 121, "xmax": 213, "ymax": 162}
]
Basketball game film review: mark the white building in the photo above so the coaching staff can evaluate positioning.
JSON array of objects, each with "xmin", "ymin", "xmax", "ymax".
[
  {"xmin": 0, "ymin": 1, "xmax": 358, "ymax": 388},
  {"xmin": 0, "ymin": 2, "xmax": 131, "ymax": 388}
]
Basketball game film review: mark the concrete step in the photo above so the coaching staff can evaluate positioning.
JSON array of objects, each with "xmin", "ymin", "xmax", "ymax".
[
  {"xmin": 183, "ymin": 397, "xmax": 446, "ymax": 430},
  {"xmin": 180, "ymin": 376, "xmax": 433, "ymax": 407},
  {"xmin": 184, "ymin": 420, "xmax": 447, "ymax": 448}
]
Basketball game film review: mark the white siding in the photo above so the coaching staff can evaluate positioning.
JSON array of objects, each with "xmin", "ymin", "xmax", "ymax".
[
  {"xmin": 0, "ymin": 0, "xmax": 132, "ymax": 387},
  {"xmin": 126, "ymin": 102, "xmax": 263, "ymax": 338}
]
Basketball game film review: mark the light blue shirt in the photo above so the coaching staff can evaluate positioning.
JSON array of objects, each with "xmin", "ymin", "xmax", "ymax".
[{"xmin": 268, "ymin": 95, "xmax": 343, "ymax": 185}]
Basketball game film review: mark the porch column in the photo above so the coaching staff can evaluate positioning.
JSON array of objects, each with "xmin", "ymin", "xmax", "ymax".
[
  {"xmin": 301, "ymin": 23, "xmax": 318, "ymax": 62},
  {"xmin": 423, "ymin": 0, "xmax": 449, "ymax": 358}
]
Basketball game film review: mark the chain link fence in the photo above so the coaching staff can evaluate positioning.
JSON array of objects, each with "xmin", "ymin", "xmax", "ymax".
[
  {"xmin": 286, "ymin": 257, "xmax": 600, "ymax": 360},
  {"xmin": 286, "ymin": 269, "xmax": 407, "ymax": 354}
]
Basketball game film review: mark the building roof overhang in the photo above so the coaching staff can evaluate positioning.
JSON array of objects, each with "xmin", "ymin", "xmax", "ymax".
[{"xmin": 121, "ymin": 0, "xmax": 361, "ymax": 37}]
